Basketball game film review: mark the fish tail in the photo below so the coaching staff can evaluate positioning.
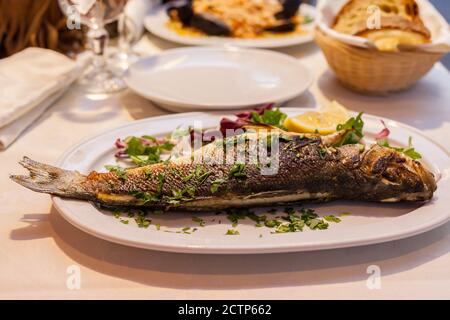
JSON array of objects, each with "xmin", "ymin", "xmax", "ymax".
[{"xmin": 10, "ymin": 157, "xmax": 89, "ymax": 198}]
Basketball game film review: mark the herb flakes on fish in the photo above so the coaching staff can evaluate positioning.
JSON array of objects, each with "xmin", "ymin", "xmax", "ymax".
[{"xmin": 229, "ymin": 163, "xmax": 246, "ymax": 179}]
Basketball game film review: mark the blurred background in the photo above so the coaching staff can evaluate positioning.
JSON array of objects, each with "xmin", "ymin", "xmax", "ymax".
[{"xmin": 0, "ymin": 0, "xmax": 449, "ymax": 68}]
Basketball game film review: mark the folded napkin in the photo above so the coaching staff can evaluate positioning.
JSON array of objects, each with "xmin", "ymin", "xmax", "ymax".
[{"xmin": 0, "ymin": 48, "xmax": 82, "ymax": 149}]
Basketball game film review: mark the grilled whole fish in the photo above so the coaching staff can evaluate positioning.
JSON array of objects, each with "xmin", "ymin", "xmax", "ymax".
[{"xmin": 10, "ymin": 130, "xmax": 436, "ymax": 211}]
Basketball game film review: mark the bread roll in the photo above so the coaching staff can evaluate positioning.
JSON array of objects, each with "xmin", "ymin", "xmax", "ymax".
[{"xmin": 333, "ymin": 0, "xmax": 431, "ymax": 51}]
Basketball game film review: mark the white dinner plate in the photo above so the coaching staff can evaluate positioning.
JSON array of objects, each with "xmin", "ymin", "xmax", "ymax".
[
  {"xmin": 144, "ymin": 3, "xmax": 316, "ymax": 48},
  {"xmin": 124, "ymin": 47, "xmax": 313, "ymax": 112},
  {"xmin": 52, "ymin": 108, "xmax": 450, "ymax": 254}
]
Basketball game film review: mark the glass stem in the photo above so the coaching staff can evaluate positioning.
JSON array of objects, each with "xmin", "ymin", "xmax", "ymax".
[
  {"xmin": 118, "ymin": 14, "xmax": 130, "ymax": 54},
  {"xmin": 87, "ymin": 27, "xmax": 109, "ymax": 75}
]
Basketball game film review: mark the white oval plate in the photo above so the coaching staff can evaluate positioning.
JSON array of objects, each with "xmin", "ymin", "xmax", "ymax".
[
  {"xmin": 124, "ymin": 47, "xmax": 313, "ymax": 112},
  {"xmin": 53, "ymin": 109, "xmax": 450, "ymax": 254},
  {"xmin": 144, "ymin": 3, "xmax": 316, "ymax": 48}
]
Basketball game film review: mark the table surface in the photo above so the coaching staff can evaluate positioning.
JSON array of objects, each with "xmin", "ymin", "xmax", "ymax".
[{"xmin": 1, "ymin": 35, "xmax": 449, "ymax": 299}]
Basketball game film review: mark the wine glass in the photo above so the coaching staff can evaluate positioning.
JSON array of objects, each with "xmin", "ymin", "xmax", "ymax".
[
  {"xmin": 109, "ymin": 0, "xmax": 152, "ymax": 71},
  {"xmin": 58, "ymin": 0, "xmax": 128, "ymax": 94},
  {"xmin": 109, "ymin": 10, "xmax": 141, "ymax": 71}
]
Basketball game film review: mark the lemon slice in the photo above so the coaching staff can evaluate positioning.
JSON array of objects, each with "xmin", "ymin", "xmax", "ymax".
[
  {"xmin": 284, "ymin": 101, "xmax": 350, "ymax": 134},
  {"xmin": 284, "ymin": 112, "xmax": 338, "ymax": 134},
  {"xmin": 322, "ymin": 101, "xmax": 350, "ymax": 122}
]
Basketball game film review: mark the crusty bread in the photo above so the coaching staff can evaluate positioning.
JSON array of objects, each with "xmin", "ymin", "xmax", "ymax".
[
  {"xmin": 333, "ymin": 0, "xmax": 431, "ymax": 51},
  {"xmin": 359, "ymin": 28, "xmax": 429, "ymax": 51}
]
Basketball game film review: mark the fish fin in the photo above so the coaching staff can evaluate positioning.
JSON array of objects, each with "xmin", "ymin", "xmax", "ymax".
[{"xmin": 10, "ymin": 157, "xmax": 88, "ymax": 197}]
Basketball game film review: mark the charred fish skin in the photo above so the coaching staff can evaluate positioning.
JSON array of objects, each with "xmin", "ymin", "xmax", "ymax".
[{"xmin": 10, "ymin": 133, "xmax": 436, "ymax": 211}]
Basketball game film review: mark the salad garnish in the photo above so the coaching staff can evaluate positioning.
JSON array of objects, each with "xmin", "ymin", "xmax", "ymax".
[
  {"xmin": 374, "ymin": 121, "xmax": 422, "ymax": 160},
  {"xmin": 220, "ymin": 103, "xmax": 287, "ymax": 134},
  {"xmin": 377, "ymin": 136, "xmax": 422, "ymax": 160},
  {"xmin": 115, "ymin": 135, "xmax": 175, "ymax": 166},
  {"xmin": 334, "ymin": 112, "xmax": 365, "ymax": 146}
]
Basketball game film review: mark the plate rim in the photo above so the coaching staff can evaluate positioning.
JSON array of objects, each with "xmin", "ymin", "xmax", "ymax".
[
  {"xmin": 52, "ymin": 110, "xmax": 450, "ymax": 254},
  {"xmin": 144, "ymin": 3, "xmax": 317, "ymax": 49},
  {"xmin": 123, "ymin": 46, "xmax": 314, "ymax": 110}
]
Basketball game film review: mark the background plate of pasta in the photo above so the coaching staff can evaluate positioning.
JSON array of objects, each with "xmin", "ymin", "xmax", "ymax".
[{"xmin": 144, "ymin": 0, "xmax": 316, "ymax": 48}]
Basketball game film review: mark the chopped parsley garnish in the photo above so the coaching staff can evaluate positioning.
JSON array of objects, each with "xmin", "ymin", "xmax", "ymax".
[
  {"xmin": 194, "ymin": 165, "xmax": 203, "ymax": 178},
  {"xmin": 192, "ymin": 216, "xmax": 206, "ymax": 227},
  {"xmin": 324, "ymin": 215, "xmax": 342, "ymax": 223},
  {"xmin": 110, "ymin": 205, "xmax": 343, "ymax": 235},
  {"xmin": 198, "ymin": 171, "xmax": 212, "ymax": 184},
  {"xmin": 247, "ymin": 212, "xmax": 266, "ymax": 224},
  {"xmin": 318, "ymin": 147, "xmax": 327, "ymax": 160},
  {"xmin": 134, "ymin": 211, "xmax": 151, "ymax": 228},
  {"xmin": 250, "ymin": 108, "xmax": 287, "ymax": 129},
  {"xmin": 130, "ymin": 191, "xmax": 158, "ymax": 204},
  {"xmin": 171, "ymin": 188, "xmax": 185, "ymax": 200},
  {"xmin": 335, "ymin": 112, "xmax": 364, "ymax": 146},
  {"xmin": 306, "ymin": 218, "xmax": 328, "ymax": 230},
  {"xmin": 229, "ymin": 163, "xmax": 247, "ymax": 179},
  {"xmin": 284, "ymin": 207, "xmax": 295, "ymax": 215},
  {"xmin": 265, "ymin": 219, "xmax": 282, "ymax": 228},
  {"xmin": 264, "ymin": 208, "xmax": 342, "ymax": 233},
  {"xmin": 181, "ymin": 227, "xmax": 192, "ymax": 234},
  {"xmin": 156, "ymin": 173, "xmax": 165, "ymax": 195},
  {"xmin": 226, "ymin": 229, "xmax": 240, "ymax": 236},
  {"xmin": 143, "ymin": 168, "xmax": 153, "ymax": 180},
  {"xmin": 276, "ymin": 211, "xmax": 305, "ymax": 233},
  {"xmin": 182, "ymin": 172, "xmax": 194, "ymax": 182},
  {"xmin": 226, "ymin": 208, "xmax": 252, "ymax": 227},
  {"xmin": 300, "ymin": 208, "xmax": 318, "ymax": 221},
  {"xmin": 184, "ymin": 186, "xmax": 196, "ymax": 198},
  {"xmin": 105, "ymin": 165, "xmax": 127, "ymax": 181},
  {"xmin": 210, "ymin": 178, "xmax": 226, "ymax": 193},
  {"xmin": 377, "ymin": 136, "xmax": 422, "ymax": 160},
  {"xmin": 112, "ymin": 208, "xmax": 121, "ymax": 219}
]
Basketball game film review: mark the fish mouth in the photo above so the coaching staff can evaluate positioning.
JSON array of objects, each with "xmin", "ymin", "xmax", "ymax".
[{"xmin": 412, "ymin": 161, "xmax": 437, "ymax": 194}]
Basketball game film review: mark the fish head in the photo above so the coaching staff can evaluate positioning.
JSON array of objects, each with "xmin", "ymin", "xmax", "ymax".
[{"xmin": 362, "ymin": 145, "xmax": 437, "ymax": 201}]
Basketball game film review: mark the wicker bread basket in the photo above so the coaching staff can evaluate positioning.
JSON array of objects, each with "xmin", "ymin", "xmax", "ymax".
[{"xmin": 314, "ymin": 28, "xmax": 446, "ymax": 95}]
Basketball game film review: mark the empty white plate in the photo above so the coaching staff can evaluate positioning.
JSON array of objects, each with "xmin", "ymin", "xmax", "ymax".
[{"xmin": 124, "ymin": 47, "xmax": 313, "ymax": 112}]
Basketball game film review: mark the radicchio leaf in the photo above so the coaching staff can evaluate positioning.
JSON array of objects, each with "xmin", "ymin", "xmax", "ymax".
[
  {"xmin": 220, "ymin": 103, "xmax": 275, "ymax": 135},
  {"xmin": 375, "ymin": 120, "xmax": 390, "ymax": 140}
]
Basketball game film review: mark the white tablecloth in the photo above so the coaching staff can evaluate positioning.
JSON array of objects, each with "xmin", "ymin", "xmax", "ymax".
[{"xmin": 0, "ymin": 35, "xmax": 449, "ymax": 299}]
